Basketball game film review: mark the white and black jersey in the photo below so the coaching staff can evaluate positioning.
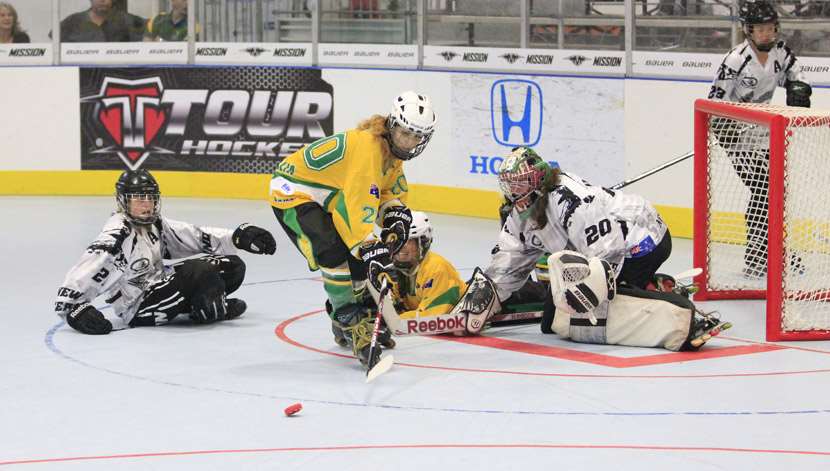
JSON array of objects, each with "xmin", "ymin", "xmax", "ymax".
[
  {"xmin": 54, "ymin": 213, "xmax": 236, "ymax": 329},
  {"xmin": 485, "ymin": 173, "xmax": 667, "ymax": 301},
  {"xmin": 708, "ymin": 39, "xmax": 808, "ymax": 104}
]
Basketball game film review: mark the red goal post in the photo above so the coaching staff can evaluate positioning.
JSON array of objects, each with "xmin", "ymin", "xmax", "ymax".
[{"xmin": 693, "ymin": 99, "xmax": 830, "ymax": 341}]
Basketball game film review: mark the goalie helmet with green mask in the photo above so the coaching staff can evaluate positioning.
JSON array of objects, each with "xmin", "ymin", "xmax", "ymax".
[
  {"xmin": 385, "ymin": 91, "xmax": 437, "ymax": 161},
  {"xmin": 115, "ymin": 169, "xmax": 161, "ymax": 225},
  {"xmin": 392, "ymin": 211, "xmax": 434, "ymax": 276},
  {"xmin": 497, "ymin": 147, "xmax": 556, "ymax": 220},
  {"xmin": 739, "ymin": 0, "xmax": 779, "ymax": 52}
]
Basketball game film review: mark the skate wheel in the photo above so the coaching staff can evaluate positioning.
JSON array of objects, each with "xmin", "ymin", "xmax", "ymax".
[{"xmin": 691, "ymin": 334, "xmax": 711, "ymax": 348}]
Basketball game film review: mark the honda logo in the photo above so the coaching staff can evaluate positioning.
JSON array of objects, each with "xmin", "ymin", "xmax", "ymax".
[{"xmin": 489, "ymin": 79, "xmax": 543, "ymax": 147}]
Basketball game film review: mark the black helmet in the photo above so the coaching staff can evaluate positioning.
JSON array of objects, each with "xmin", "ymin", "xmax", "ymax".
[
  {"xmin": 115, "ymin": 169, "xmax": 160, "ymax": 224},
  {"xmin": 739, "ymin": 0, "xmax": 779, "ymax": 25},
  {"xmin": 738, "ymin": 1, "xmax": 779, "ymax": 52}
]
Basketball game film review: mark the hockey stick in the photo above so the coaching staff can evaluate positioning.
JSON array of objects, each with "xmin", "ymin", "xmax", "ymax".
[
  {"xmin": 673, "ymin": 267, "xmax": 702, "ymax": 281},
  {"xmin": 490, "ymin": 310, "xmax": 543, "ymax": 324},
  {"xmin": 366, "ymin": 277, "xmax": 395, "ymax": 383},
  {"xmin": 610, "ymin": 151, "xmax": 694, "ymax": 190}
]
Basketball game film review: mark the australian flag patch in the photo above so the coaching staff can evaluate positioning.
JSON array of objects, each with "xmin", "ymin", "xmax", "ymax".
[
  {"xmin": 629, "ymin": 236, "xmax": 656, "ymax": 258},
  {"xmin": 369, "ymin": 184, "xmax": 380, "ymax": 199}
]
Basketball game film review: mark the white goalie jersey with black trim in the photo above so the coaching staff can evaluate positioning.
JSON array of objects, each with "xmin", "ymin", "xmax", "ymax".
[
  {"xmin": 54, "ymin": 213, "xmax": 237, "ymax": 330},
  {"xmin": 485, "ymin": 172, "xmax": 667, "ymax": 301}
]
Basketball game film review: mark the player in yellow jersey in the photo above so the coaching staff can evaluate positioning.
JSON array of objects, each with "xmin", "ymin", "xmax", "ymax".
[
  {"xmin": 371, "ymin": 211, "xmax": 547, "ymax": 338},
  {"xmin": 386, "ymin": 211, "xmax": 466, "ymax": 334},
  {"xmin": 270, "ymin": 91, "xmax": 436, "ymax": 367}
]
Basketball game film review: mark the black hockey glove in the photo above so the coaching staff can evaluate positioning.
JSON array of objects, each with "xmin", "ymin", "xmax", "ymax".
[
  {"xmin": 381, "ymin": 206, "xmax": 412, "ymax": 254},
  {"xmin": 66, "ymin": 304, "xmax": 112, "ymax": 335},
  {"xmin": 785, "ymin": 80, "xmax": 811, "ymax": 108},
  {"xmin": 233, "ymin": 224, "xmax": 277, "ymax": 255},
  {"xmin": 190, "ymin": 292, "xmax": 227, "ymax": 324},
  {"xmin": 358, "ymin": 240, "xmax": 394, "ymax": 292}
]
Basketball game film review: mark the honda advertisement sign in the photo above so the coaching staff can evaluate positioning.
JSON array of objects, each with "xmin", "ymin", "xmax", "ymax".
[
  {"xmin": 451, "ymin": 73, "xmax": 624, "ymax": 189},
  {"xmin": 80, "ymin": 67, "xmax": 334, "ymax": 173}
]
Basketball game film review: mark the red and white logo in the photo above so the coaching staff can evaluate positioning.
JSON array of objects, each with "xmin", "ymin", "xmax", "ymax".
[{"xmin": 82, "ymin": 77, "xmax": 171, "ymax": 170}]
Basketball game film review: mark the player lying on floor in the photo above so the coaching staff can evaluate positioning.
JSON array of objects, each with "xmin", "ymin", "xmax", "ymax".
[
  {"xmin": 366, "ymin": 211, "xmax": 548, "ymax": 337},
  {"xmin": 449, "ymin": 147, "xmax": 731, "ymax": 350},
  {"xmin": 54, "ymin": 169, "xmax": 276, "ymax": 335}
]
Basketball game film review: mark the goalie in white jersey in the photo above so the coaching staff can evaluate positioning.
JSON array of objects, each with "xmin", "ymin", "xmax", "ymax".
[
  {"xmin": 54, "ymin": 169, "xmax": 277, "ymax": 335},
  {"xmin": 467, "ymin": 147, "xmax": 730, "ymax": 350},
  {"xmin": 708, "ymin": 0, "xmax": 811, "ymax": 278}
]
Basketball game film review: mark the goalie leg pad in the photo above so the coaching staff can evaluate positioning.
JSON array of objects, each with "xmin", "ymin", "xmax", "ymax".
[
  {"xmin": 605, "ymin": 286, "xmax": 694, "ymax": 351},
  {"xmin": 568, "ymin": 300, "xmax": 610, "ymax": 344},
  {"xmin": 451, "ymin": 267, "xmax": 502, "ymax": 334}
]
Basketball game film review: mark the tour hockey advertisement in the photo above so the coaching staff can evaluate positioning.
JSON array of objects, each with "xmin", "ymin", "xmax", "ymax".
[{"xmin": 79, "ymin": 67, "xmax": 334, "ymax": 172}]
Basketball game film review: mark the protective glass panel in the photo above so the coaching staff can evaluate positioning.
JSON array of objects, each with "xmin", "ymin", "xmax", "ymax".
[
  {"xmin": 320, "ymin": 0, "xmax": 416, "ymax": 44},
  {"xmin": 426, "ymin": 0, "xmax": 520, "ymax": 47},
  {"xmin": 633, "ymin": 0, "xmax": 733, "ymax": 52},
  {"xmin": 531, "ymin": 0, "xmax": 624, "ymax": 50},
  {"xmin": 197, "ymin": 0, "xmax": 263, "ymax": 42}
]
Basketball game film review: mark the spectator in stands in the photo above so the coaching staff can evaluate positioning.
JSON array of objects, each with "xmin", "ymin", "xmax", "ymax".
[
  {"xmin": 792, "ymin": 0, "xmax": 830, "ymax": 17},
  {"xmin": 0, "ymin": 2, "xmax": 29, "ymax": 43},
  {"xmin": 145, "ymin": 0, "xmax": 190, "ymax": 41},
  {"xmin": 60, "ymin": 0, "xmax": 132, "ymax": 42}
]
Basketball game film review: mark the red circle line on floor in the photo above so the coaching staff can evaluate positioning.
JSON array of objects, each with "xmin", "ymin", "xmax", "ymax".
[
  {"xmin": 3, "ymin": 443, "xmax": 830, "ymax": 466},
  {"xmin": 275, "ymin": 311, "xmax": 830, "ymax": 379}
]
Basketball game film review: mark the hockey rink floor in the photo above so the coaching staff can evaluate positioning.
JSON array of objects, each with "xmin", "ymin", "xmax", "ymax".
[{"xmin": 3, "ymin": 196, "xmax": 830, "ymax": 470}]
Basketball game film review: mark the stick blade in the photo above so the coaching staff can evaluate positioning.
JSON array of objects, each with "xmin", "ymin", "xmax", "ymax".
[
  {"xmin": 366, "ymin": 355, "xmax": 394, "ymax": 383},
  {"xmin": 673, "ymin": 267, "xmax": 702, "ymax": 281}
]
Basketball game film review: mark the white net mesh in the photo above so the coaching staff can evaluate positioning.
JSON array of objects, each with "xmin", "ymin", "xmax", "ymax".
[{"xmin": 704, "ymin": 102, "xmax": 830, "ymax": 333}]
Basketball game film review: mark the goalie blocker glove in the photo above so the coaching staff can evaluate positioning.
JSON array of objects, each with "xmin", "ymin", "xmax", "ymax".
[
  {"xmin": 233, "ymin": 224, "xmax": 277, "ymax": 255},
  {"xmin": 381, "ymin": 206, "xmax": 412, "ymax": 254},
  {"xmin": 66, "ymin": 303, "xmax": 112, "ymax": 335},
  {"xmin": 785, "ymin": 80, "xmax": 811, "ymax": 108},
  {"xmin": 359, "ymin": 240, "xmax": 394, "ymax": 292}
]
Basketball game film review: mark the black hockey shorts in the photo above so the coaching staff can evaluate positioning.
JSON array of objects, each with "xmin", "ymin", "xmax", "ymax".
[
  {"xmin": 130, "ymin": 255, "xmax": 245, "ymax": 327},
  {"xmin": 272, "ymin": 204, "xmax": 366, "ymax": 280},
  {"xmin": 618, "ymin": 228, "xmax": 673, "ymax": 289}
]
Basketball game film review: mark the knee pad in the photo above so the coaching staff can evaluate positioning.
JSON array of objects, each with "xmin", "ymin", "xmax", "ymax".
[
  {"xmin": 218, "ymin": 255, "xmax": 246, "ymax": 294},
  {"xmin": 182, "ymin": 260, "xmax": 227, "ymax": 323},
  {"xmin": 315, "ymin": 242, "xmax": 350, "ymax": 270}
]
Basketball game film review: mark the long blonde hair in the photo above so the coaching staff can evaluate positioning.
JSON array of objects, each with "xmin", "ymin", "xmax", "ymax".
[
  {"xmin": 0, "ymin": 3, "xmax": 23, "ymax": 37},
  {"xmin": 357, "ymin": 114, "xmax": 392, "ymax": 160}
]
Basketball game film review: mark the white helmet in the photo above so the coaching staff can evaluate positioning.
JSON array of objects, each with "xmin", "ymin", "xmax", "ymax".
[
  {"xmin": 393, "ymin": 211, "xmax": 434, "ymax": 275},
  {"xmin": 387, "ymin": 91, "xmax": 437, "ymax": 161}
]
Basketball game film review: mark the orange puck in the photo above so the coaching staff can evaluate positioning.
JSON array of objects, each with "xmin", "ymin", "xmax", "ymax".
[{"xmin": 284, "ymin": 403, "xmax": 302, "ymax": 416}]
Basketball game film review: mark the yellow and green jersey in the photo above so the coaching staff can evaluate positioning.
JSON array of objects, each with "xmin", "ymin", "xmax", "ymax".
[
  {"xmin": 270, "ymin": 129, "xmax": 408, "ymax": 255},
  {"xmin": 146, "ymin": 12, "xmax": 190, "ymax": 41},
  {"xmin": 396, "ymin": 251, "xmax": 466, "ymax": 319}
]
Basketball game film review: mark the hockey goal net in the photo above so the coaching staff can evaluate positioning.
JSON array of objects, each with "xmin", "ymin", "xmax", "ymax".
[{"xmin": 693, "ymin": 99, "xmax": 830, "ymax": 341}]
